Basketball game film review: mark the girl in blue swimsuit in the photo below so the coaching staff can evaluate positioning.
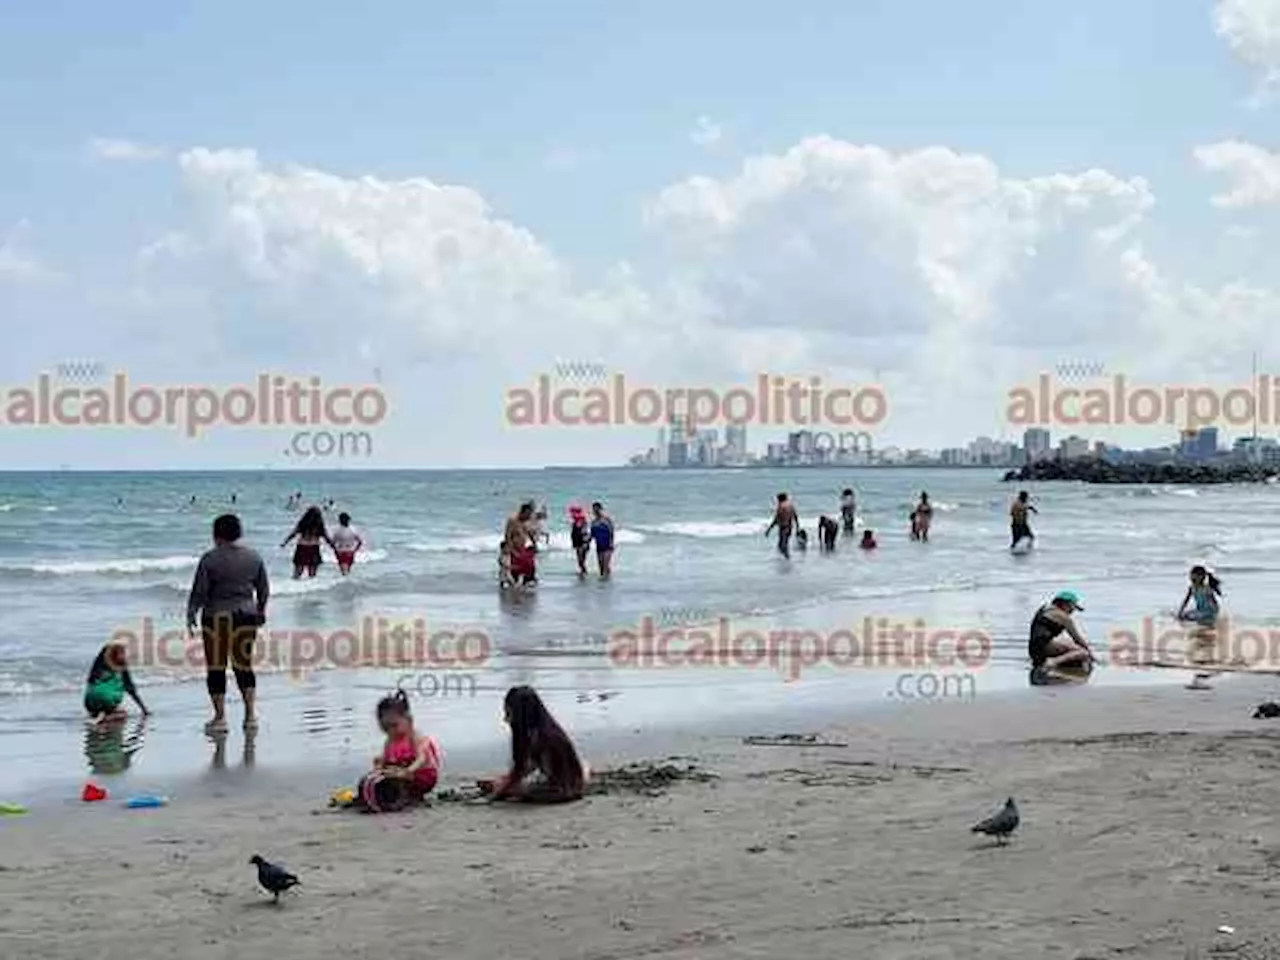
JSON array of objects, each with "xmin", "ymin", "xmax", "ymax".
[
  {"xmin": 1177, "ymin": 565, "xmax": 1222, "ymax": 626},
  {"xmin": 589, "ymin": 501, "xmax": 614, "ymax": 579}
]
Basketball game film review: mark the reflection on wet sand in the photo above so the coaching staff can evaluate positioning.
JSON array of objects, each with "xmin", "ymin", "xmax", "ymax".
[
  {"xmin": 208, "ymin": 728, "xmax": 256, "ymax": 772},
  {"xmin": 1029, "ymin": 663, "xmax": 1094, "ymax": 688},
  {"xmin": 84, "ymin": 717, "xmax": 147, "ymax": 776}
]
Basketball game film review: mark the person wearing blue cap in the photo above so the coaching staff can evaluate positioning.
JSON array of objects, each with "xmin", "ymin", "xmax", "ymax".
[{"xmin": 1029, "ymin": 590, "xmax": 1095, "ymax": 673}]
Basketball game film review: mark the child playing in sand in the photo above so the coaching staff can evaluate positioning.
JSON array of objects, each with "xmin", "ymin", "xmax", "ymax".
[
  {"xmin": 1177, "ymin": 565, "xmax": 1222, "ymax": 626},
  {"xmin": 84, "ymin": 641, "xmax": 149, "ymax": 722},
  {"xmin": 356, "ymin": 690, "xmax": 442, "ymax": 812},
  {"xmin": 331, "ymin": 512, "xmax": 364, "ymax": 575},
  {"xmin": 479, "ymin": 686, "xmax": 587, "ymax": 803}
]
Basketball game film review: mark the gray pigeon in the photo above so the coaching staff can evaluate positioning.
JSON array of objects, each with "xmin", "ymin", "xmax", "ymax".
[
  {"xmin": 971, "ymin": 797, "xmax": 1020, "ymax": 844},
  {"xmin": 250, "ymin": 854, "xmax": 300, "ymax": 903}
]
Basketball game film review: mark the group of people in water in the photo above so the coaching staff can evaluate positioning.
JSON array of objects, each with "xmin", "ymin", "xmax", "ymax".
[
  {"xmin": 84, "ymin": 507, "xmax": 591, "ymax": 808},
  {"xmin": 499, "ymin": 499, "xmax": 615, "ymax": 589},
  {"xmin": 76, "ymin": 481, "xmax": 1229, "ymax": 811}
]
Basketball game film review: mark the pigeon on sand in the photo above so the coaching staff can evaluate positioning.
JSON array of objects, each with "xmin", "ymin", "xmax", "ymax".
[
  {"xmin": 971, "ymin": 797, "xmax": 1020, "ymax": 844},
  {"xmin": 250, "ymin": 854, "xmax": 300, "ymax": 903}
]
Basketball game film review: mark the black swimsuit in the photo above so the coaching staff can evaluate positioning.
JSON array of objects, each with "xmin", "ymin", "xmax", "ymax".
[{"xmin": 1028, "ymin": 606, "xmax": 1065, "ymax": 667}]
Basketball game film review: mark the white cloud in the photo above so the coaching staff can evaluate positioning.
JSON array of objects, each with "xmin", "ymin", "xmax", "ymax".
[
  {"xmin": 1195, "ymin": 139, "xmax": 1280, "ymax": 206},
  {"xmin": 20, "ymin": 134, "xmax": 1274, "ymax": 464},
  {"xmin": 690, "ymin": 116, "xmax": 723, "ymax": 147},
  {"xmin": 86, "ymin": 137, "xmax": 168, "ymax": 162},
  {"xmin": 1214, "ymin": 0, "xmax": 1280, "ymax": 94},
  {"xmin": 647, "ymin": 137, "xmax": 1153, "ymax": 349}
]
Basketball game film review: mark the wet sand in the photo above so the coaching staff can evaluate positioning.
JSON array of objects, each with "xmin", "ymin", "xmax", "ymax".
[{"xmin": 5, "ymin": 675, "xmax": 1280, "ymax": 959}]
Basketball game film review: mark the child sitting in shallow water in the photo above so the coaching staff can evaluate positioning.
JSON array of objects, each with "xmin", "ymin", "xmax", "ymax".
[
  {"xmin": 84, "ymin": 641, "xmax": 149, "ymax": 722},
  {"xmin": 356, "ymin": 690, "xmax": 442, "ymax": 812}
]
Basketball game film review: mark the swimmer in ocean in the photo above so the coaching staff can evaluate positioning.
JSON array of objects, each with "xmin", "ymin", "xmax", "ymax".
[
  {"xmin": 839, "ymin": 488, "xmax": 856, "ymax": 534},
  {"xmin": 1010, "ymin": 491, "xmax": 1037, "ymax": 547},
  {"xmin": 765, "ymin": 493, "xmax": 797, "ymax": 559}
]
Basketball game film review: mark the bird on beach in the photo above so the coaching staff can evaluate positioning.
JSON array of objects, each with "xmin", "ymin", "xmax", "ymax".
[
  {"xmin": 971, "ymin": 797, "xmax": 1020, "ymax": 844},
  {"xmin": 250, "ymin": 854, "xmax": 300, "ymax": 903}
]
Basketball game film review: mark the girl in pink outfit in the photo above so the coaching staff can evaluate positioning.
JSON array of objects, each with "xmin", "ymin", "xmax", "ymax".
[{"xmin": 356, "ymin": 690, "xmax": 442, "ymax": 812}]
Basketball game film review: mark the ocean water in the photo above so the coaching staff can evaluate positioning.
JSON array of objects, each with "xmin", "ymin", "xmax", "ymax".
[{"xmin": 2, "ymin": 467, "xmax": 1278, "ymax": 797}]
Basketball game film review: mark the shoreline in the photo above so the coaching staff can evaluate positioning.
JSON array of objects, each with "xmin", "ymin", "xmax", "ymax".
[
  {"xmin": 5, "ymin": 675, "xmax": 1280, "ymax": 958},
  {"xmin": 0, "ymin": 651, "xmax": 1203, "ymax": 808}
]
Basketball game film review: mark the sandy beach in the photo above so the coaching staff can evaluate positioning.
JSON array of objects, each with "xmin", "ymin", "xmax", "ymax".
[{"xmin": 6, "ymin": 676, "xmax": 1280, "ymax": 960}]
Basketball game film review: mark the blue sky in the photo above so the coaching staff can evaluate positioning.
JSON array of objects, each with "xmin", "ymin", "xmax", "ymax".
[{"xmin": 2, "ymin": 0, "xmax": 1280, "ymax": 467}]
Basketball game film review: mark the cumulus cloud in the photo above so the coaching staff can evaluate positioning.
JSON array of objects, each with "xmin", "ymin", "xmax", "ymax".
[
  {"xmin": 690, "ymin": 116, "xmax": 723, "ymax": 147},
  {"xmin": 72, "ymin": 134, "xmax": 1278, "ymax": 459},
  {"xmin": 647, "ymin": 138, "xmax": 1154, "ymax": 354},
  {"xmin": 1215, "ymin": 0, "xmax": 1280, "ymax": 97},
  {"xmin": 86, "ymin": 137, "xmax": 168, "ymax": 162},
  {"xmin": 1195, "ymin": 140, "xmax": 1280, "ymax": 206}
]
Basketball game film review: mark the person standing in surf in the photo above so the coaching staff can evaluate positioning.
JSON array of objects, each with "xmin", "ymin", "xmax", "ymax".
[
  {"xmin": 1010, "ymin": 491, "xmax": 1037, "ymax": 548},
  {"xmin": 281, "ymin": 505, "xmax": 333, "ymax": 579},
  {"xmin": 569, "ymin": 504, "xmax": 591, "ymax": 577},
  {"xmin": 188, "ymin": 514, "xmax": 270, "ymax": 733},
  {"xmin": 331, "ymin": 512, "xmax": 364, "ymax": 575},
  {"xmin": 503, "ymin": 501, "xmax": 538, "ymax": 587},
  {"xmin": 839, "ymin": 488, "xmax": 856, "ymax": 535},
  {"xmin": 911, "ymin": 492, "xmax": 933, "ymax": 542},
  {"xmin": 765, "ymin": 493, "xmax": 798, "ymax": 558},
  {"xmin": 590, "ymin": 501, "xmax": 615, "ymax": 579}
]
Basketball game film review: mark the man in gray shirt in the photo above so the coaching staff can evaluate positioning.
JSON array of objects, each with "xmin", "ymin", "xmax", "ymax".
[{"xmin": 187, "ymin": 514, "xmax": 270, "ymax": 733}]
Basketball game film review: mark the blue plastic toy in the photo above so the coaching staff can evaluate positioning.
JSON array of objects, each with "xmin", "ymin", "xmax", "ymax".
[{"xmin": 124, "ymin": 795, "xmax": 168, "ymax": 809}]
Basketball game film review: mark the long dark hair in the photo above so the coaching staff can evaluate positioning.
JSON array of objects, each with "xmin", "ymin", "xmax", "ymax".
[
  {"xmin": 1191, "ymin": 565, "xmax": 1223, "ymax": 597},
  {"xmin": 504, "ymin": 685, "xmax": 583, "ymax": 792},
  {"xmin": 293, "ymin": 505, "xmax": 327, "ymax": 539}
]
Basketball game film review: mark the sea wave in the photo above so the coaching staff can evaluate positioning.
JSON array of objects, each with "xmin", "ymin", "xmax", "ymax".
[
  {"xmin": 631, "ymin": 520, "xmax": 764, "ymax": 539},
  {"xmin": 408, "ymin": 529, "xmax": 646, "ymax": 553},
  {"xmin": 0, "ymin": 555, "xmax": 199, "ymax": 578}
]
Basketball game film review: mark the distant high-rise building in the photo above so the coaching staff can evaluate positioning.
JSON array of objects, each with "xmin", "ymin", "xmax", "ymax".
[
  {"xmin": 667, "ymin": 440, "xmax": 689, "ymax": 467},
  {"xmin": 1058, "ymin": 435, "xmax": 1090, "ymax": 460},
  {"xmin": 694, "ymin": 429, "xmax": 719, "ymax": 466},
  {"xmin": 725, "ymin": 424, "xmax": 748, "ymax": 459},
  {"xmin": 1023, "ymin": 428, "xmax": 1052, "ymax": 462}
]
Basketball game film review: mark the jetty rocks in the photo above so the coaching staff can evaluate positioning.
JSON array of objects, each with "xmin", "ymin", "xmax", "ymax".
[{"xmin": 1003, "ymin": 460, "xmax": 1280, "ymax": 485}]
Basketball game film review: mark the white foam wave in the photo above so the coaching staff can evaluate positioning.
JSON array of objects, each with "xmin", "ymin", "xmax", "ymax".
[
  {"xmin": 409, "ymin": 529, "xmax": 645, "ymax": 554},
  {"xmin": 632, "ymin": 520, "xmax": 764, "ymax": 539},
  {"xmin": 0, "ymin": 555, "xmax": 199, "ymax": 576}
]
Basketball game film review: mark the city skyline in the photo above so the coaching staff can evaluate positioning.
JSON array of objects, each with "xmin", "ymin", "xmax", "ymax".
[{"xmin": 627, "ymin": 422, "xmax": 1280, "ymax": 469}]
